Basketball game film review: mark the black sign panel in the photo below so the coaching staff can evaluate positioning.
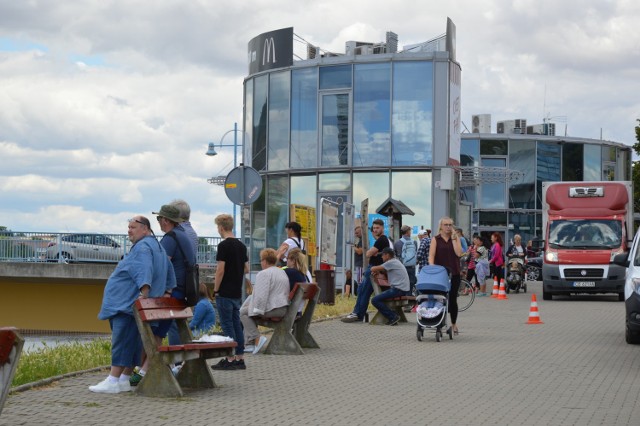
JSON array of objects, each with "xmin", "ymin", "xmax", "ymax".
[{"xmin": 247, "ymin": 27, "xmax": 293, "ymax": 75}]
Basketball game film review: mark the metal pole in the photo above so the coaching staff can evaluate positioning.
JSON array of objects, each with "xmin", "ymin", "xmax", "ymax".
[{"xmin": 232, "ymin": 122, "xmax": 238, "ymax": 227}]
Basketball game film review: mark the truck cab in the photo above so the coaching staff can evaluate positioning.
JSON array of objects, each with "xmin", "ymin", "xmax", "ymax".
[{"xmin": 541, "ymin": 182, "xmax": 632, "ymax": 301}]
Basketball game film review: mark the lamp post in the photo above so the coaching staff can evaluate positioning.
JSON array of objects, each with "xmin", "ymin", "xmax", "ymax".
[{"xmin": 206, "ymin": 122, "xmax": 243, "ymax": 226}]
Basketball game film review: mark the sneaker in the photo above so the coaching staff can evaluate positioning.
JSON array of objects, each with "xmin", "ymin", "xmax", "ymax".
[
  {"xmin": 171, "ymin": 364, "xmax": 182, "ymax": 376},
  {"xmin": 118, "ymin": 380, "xmax": 131, "ymax": 392},
  {"xmin": 232, "ymin": 359, "xmax": 246, "ymax": 370},
  {"xmin": 211, "ymin": 358, "xmax": 236, "ymax": 370},
  {"xmin": 386, "ymin": 315, "xmax": 401, "ymax": 326},
  {"xmin": 341, "ymin": 313, "xmax": 361, "ymax": 323},
  {"xmin": 244, "ymin": 345, "xmax": 255, "ymax": 354},
  {"xmin": 129, "ymin": 372, "xmax": 143, "ymax": 386},
  {"xmin": 89, "ymin": 378, "xmax": 120, "ymax": 394},
  {"xmin": 253, "ymin": 336, "xmax": 268, "ymax": 355}
]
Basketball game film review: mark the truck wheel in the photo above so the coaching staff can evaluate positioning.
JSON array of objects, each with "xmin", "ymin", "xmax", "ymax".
[
  {"xmin": 542, "ymin": 287, "xmax": 552, "ymax": 301},
  {"xmin": 618, "ymin": 292, "xmax": 625, "ymax": 302},
  {"xmin": 626, "ymin": 325, "xmax": 640, "ymax": 344}
]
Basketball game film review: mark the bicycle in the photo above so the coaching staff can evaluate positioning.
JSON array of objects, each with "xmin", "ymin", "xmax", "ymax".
[{"xmin": 456, "ymin": 278, "xmax": 475, "ymax": 312}]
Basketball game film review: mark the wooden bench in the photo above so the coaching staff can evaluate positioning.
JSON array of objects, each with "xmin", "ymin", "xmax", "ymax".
[
  {"xmin": 256, "ymin": 282, "xmax": 320, "ymax": 355},
  {"xmin": 370, "ymin": 274, "xmax": 416, "ymax": 325},
  {"xmin": 1, "ymin": 327, "xmax": 24, "ymax": 416},
  {"xmin": 133, "ymin": 298, "xmax": 237, "ymax": 398}
]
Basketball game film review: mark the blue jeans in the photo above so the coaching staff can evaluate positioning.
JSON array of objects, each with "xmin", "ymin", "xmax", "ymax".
[
  {"xmin": 353, "ymin": 266, "xmax": 373, "ymax": 319},
  {"xmin": 372, "ymin": 287, "xmax": 406, "ymax": 320},
  {"xmin": 216, "ymin": 296, "xmax": 244, "ymax": 355},
  {"xmin": 109, "ymin": 313, "xmax": 141, "ymax": 368}
]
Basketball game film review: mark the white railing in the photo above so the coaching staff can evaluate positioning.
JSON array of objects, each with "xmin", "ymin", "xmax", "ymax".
[{"xmin": 0, "ymin": 232, "xmax": 221, "ymax": 265}]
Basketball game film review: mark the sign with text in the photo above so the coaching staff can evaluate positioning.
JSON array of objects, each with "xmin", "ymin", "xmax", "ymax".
[
  {"xmin": 290, "ymin": 204, "xmax": 316, "ymax": 257},
  {"xmin": 247, "ymin": 27, "xmax": 293, "ymax": 75}
]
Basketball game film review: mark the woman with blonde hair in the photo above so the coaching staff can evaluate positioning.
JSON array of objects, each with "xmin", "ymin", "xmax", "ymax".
[{"xmin": 283, "ymin": 248, "xmax": 311, "ymax": 290}]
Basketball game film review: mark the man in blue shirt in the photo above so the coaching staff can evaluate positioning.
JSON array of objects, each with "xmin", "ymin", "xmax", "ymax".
[{"xmin": 89, "ymin": 216, "xmax": 175, "ymax": 394}]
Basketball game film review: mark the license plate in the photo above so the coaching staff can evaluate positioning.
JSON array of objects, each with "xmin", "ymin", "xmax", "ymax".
[{"xmin": 573, "ymin": 281, "xmax": 596, "ymax": 287}]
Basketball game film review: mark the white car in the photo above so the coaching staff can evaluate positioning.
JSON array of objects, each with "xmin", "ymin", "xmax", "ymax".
[
  {"xmin": 613, "ymin": 229, "xmax": 640, "ymax": 344},
  {"xmin": 46, "ymin": 234, "xmax": 126, "ymax": 263}
]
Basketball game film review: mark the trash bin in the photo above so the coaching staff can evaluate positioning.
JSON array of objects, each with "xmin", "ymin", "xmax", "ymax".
[{"xmin": 315, "ymin": 269, "xmax": 336, "ymax": 305}]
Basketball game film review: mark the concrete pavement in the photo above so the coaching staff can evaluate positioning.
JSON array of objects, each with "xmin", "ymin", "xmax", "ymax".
[{"xmin": 2, "ymin": 282, "xmax": 640, "ymax": 425}]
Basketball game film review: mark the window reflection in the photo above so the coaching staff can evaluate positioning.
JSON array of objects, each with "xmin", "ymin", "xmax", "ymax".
[
  {"xmin": 536, "ymin": 141, "xmax": 560, "ymax": 209},
  {"xmin": 268, "ymin": 72, "xmax": 290, "ymax": 171},
  {"xmin": 583, "ymin": 144, "xmax": 601, "ymax": 181},
  {"xmin": 291, "ymin": 175, "xmax": 317, "ymax": 207},
  {"xmin": 266, "ymin": 176, "xmax": 289, "ymax": 252},
  {"xmin": 320, "ymin": 65, "xmax": 352, "ymax": 89},
  {"xmin": 392, "ymin": 62, "xmax": 433, "ymax": 165},
  {"xmin": 480, "ymin": 158, "xmax": 506, "ymax": 209},
  {"xmin": 509, "ymin": 140, "xmax": 535, "ymax": 209},
  {"xmin": 321, "ymin": 94, "xmax": 349, "ymax": 166},
  {"xmin": 319, "ymin": 173, "xmax": 350, "ymax": 191},
  {"xmin": 460, "ymin": 139, "xmax": 479, "ymax": 207},
  {"xmin": 480, "ymin": 139, "xmax": 507, "ymax": 156},
  {"xmin": 291, "ymin": 68, "xmax": 318, "ymax": 168},
  {"xmin": 391, "ymin": 171, "xmax": 432, "ymax": 231},
  {"xmin": 244, "ymin": 79, "xmax": 253, "ymax": 168},
  {"xmin": 353, "ymin": 63, "xmax": 391, "ymax": 166},
  {"xmin": 250, "ymin": 180, "xmax": 266, "ymax": 271},
  {"xmin": 562, "ymin": 143, "xmax": 583, "ymax": 181},
  {"xmin": 252, "ymin": 75, "xmax": 268, "ymax": 171},
  {"xmin": 353, "ymin": 172, "xmax": 389, "ymax": 212}
]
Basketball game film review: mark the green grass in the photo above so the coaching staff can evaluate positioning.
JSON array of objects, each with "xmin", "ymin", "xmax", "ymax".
[
  {"xmin": 12, "ymin": 338, "xmax": 112, "ymax": 387},
  {"xmin": 10, "ymin": 296, "xmax": 356, "ymax": 388}
]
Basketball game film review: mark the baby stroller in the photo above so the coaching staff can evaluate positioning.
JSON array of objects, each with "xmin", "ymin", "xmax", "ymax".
[
  {"xmin": 415, "ymin": 265, "xmax": 452, "ymax": 342},
  {"xmin": 505, "ymin": 256, "xmax": 527, "ymax": 293}
]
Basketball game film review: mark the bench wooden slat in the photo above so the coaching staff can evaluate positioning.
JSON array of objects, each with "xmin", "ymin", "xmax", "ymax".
[
  {"xmin": 0, "ymin": 327, "xmax": 24, "ymax": 417},
  {"xmin": 138, "ymin": 307, "xmax": 193, "ymax": 322}
]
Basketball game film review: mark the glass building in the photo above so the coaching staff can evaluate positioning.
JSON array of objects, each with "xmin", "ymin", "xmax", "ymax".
[
  {"xmin": 241, "ymin": 24, "xmax": 462, "ymax": 271},
  {"xmin": 460, "ymin": 133, "xmax": 632, "ymax": 248}
]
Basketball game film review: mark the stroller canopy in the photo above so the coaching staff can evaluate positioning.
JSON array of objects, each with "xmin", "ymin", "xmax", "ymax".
[{"xmin": 416, "ymin": 265, "xmax": 451, "ymax": 293}]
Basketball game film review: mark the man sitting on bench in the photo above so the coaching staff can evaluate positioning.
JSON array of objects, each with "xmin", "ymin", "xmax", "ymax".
[{"xmin": 370, "ymin": 247, "xmax": 410, "ymax": 326}]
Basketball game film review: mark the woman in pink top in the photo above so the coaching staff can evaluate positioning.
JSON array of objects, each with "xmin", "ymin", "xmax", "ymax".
[{"xmin": 489, "ymin": 232, "xmax": 504, "ymax": 283}]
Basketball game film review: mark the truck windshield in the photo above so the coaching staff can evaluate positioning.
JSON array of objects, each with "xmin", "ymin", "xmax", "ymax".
[{"xmin": 548, "ymin": 219, "xmax": 622, "ymax": 249}]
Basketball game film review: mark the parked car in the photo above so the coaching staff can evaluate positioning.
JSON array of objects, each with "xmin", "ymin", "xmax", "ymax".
[
  {"xmin": 613, "ymin": 228, "xmax": 640, "ymax": 344},
  {"xmin": 46, "ymin": 234, "xmax": 126, "ymax": 263},
  {"xmin": 526, "ymin": 256, "xmax": 542, "ymax": 281}
]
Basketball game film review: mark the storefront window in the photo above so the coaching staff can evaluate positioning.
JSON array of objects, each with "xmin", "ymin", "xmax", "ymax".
[
  {"xmin": 391, "ymin": 171, "xmax": 432, "ymax": 232},
  {"xmin": 583, "ymin": 144, "xmax": 601, "ymax": 181},
  {"xmin": 266, "ymin": 176, "xmax": 290, "ymax": 254},
  {"xmin": 480, "ymin": 158, "xmax": 506, "ymax": 209},
  {"xmin": 291, "ymin": 68, "xmax": 318, "ymax": 168},
  {"xmin": 252, "ymin": 75, "xmax": 268, "ymax": 171},
  {"xmin": 392, "ymin": 61, "xmax": 433, "ymax": 166},
  {"xmin": 562, "ymin": 143, "xmax": 583, "ymax": 181},
  {"xmin": 319, "ymin": 173, "xmax": 350, "ymax": 191},
  {"xmin": 353, "ymin": 63, "xmax": 391, "ymax": 166},
  {"xmin": 509, "ymin": 140, "xmax": 535, "ymax": 209},
  {"xmin": 267, "ymin": 71, "xmax": 290, "ymax": 171},
  {"xmin": 536, "ymin": 141, "xmax": 560, "ymax": 209},
  {"xmin": 353, "ymin": 172, "xmax": 390, "ymax": 212},
  {"xmin": 319, "ymin": 65, "xmax": 352, "ymax": 89}
]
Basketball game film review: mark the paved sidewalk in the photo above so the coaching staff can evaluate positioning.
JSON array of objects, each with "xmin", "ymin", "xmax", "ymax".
[{"xmin": 2, "ymin": 282, "xmax": 640, "ymax": 425}]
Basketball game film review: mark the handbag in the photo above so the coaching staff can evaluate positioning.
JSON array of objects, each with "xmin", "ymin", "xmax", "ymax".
[{"xmin": 167, "ymin": 232, "xmax": 199, "ymax": 306}]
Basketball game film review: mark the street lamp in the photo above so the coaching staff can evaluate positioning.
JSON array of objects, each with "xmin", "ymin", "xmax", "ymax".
[{"xmin": 206, "ymin": 122, "xmax": 243, "ymax": 225}]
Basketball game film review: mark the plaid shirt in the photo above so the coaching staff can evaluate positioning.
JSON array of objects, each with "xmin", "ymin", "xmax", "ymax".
[{"xmin": 417, "ymin": 237, "xmax": 431, "ymax": 271}]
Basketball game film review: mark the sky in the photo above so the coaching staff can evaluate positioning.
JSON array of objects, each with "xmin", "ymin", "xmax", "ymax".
[{"xmin": 1, "ymin": 0, "xmax": 639, "ymax": 237}]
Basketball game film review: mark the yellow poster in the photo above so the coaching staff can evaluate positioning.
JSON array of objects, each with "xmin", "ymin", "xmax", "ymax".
[{"xmin": 290, "ymin": 204, "xmax": 317, "ymax": 257}]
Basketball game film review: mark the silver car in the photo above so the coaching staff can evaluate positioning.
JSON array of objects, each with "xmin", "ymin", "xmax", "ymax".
[{"xmin": 46, "ymin": 234, "xmax": 126, "ymax": 263}]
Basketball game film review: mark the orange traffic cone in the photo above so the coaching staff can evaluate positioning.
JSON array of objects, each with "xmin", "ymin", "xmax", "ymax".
[
  {"xmin": 526, "ymin": 294, "xmax": 544, "ymax": 324},
  {"xmin": 497, "ymin": 279, "xmax": 508, "ymax": 300},
  {"xmin": 490, "ymin": 276, "xmax": 499, "ymax": 298}
]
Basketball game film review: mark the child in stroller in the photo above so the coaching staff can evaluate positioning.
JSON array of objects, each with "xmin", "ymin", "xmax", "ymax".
[
  {"xmin": 506, "ymin": 234, "xmax": 527, "ymax": 293},
  {"xmin": 415, "ymin": 265, "xmax": 453, "ymax": 342}
]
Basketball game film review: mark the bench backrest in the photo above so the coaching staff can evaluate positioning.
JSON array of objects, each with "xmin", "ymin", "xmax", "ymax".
[
  {"xmin": 0, "ymin": 327, "xmax": 18, "ymax": 366},
  {"xmin": 290, "ymin": 282, "xmax": 319, "ymax": 302},
  {"xmin": 134, "ymin": 298, "xmax": 193, "ymax": 322}
]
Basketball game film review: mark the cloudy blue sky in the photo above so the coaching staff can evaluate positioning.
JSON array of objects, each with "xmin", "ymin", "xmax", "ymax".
[{"xmin": 1, "ymin": 0, "xmax": 638, "ymax": 236}]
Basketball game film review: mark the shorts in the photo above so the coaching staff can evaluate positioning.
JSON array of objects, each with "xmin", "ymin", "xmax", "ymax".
[{"xmin": 109, "ymin": 313, "xmax": 142, "ymax": 367}]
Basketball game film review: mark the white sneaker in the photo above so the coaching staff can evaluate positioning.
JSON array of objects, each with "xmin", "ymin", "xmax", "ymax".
[
  {"xmin": 244, "ymin": 345, "xmax": 255, "ymax": 354},
  {"xmin": 118, "ymin": 380, "xmax": 131, "ymax": 392},
  {"xmin": 253, "ymin": 336, "xmax": 268, "ymax": 355},
  {"xmin": 89, "ymin": 378, "xmax": 120, "ymax": 394}
]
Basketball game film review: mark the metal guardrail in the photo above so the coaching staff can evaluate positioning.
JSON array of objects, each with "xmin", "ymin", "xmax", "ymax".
[{"xmin": 0, "ymin": 232, "xmax": 221, "ymax": 265}]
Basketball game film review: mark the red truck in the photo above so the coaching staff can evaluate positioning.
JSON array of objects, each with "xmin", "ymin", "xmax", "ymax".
[{"xmin": 541, "ymin": 181, "xmax": 633, "ymax": 301}]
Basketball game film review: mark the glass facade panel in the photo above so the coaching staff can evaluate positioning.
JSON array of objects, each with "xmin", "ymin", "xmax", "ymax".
[
  {"xmin": 479, "ymin": 211, "xmax": 507, "ymax": 227},
  {"xmin": 321, "ymin": 93, "xmax": 349, "ymax": 166},
  {"xmin": 536, "ymin": 141, "xmax": 561, "ymax": 209},
  {"xmin": 252, "ymin": 74, "xmax": 268, "ymax": 171},
  {"xmin": 266, "ymin": 176, "xmax": 290, "ymax": 255},
  {"xmin": 353, "ymin": 172, "xmax": 389, "ymax": 214},
  {"xmin": 480, "ymin": 139, "xmax": 507, "ymax": 156},
  {"xmin": 480, "ymin": 158, "xmax": 506, "ymax": 209},
  {"xmin": 509, "ymin": 140, "xmax": 535, "ymax": 209},
  {"xmin": 291, "ymin": 175, "xmax": 317, "ymax": 207},
  {"xmin": 250, "ymin": 180, "xmax": 266, "ymax": 270},
  {"xmin": 562, "ymin": 143, "xmax": 583, "ymax": 181},
  {"xmin": 509, "ymin": 212, "xmax": 536, "ymax": 248},
  {"xmin": 319, "ymin": 65, "xmax": 352, "ymax": 89},
  {"xmin": 460, "ymin": 139, "xmax": 479, "ymax": 207},
  {"xmin": 267, "ymin": 71, "xmax": 290, "ymax": 171},
  {"xmin": 391, "ymin": 171, "xmax": 432, "ymax": 231},
  {"xmin": 392, "ymin": 61, "xmax": 433, "ymax": 166},
  {"xmin": 319, "ymin": 173, "xmax": 350, "ymax": 191},
  {"xmin": 353, "ymin": 63, "xmax": 391, "ymax": 166},
  {"xmin": 583, "ymin": 144, "xmax": 601, "ymax": 181},
  {"xmin": 244, "ymin": 79, "xmax": 253, "ymax": 167},
  {"xmin": 291, "ymin": 68, "xmax": 318, "ymax": 168}
]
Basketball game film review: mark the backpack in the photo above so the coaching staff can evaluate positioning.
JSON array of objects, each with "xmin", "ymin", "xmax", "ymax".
[
  {"xmin": 292, "ymin": 237, "xmax": 306, "ymax": 255},
  {"xmin": 167, "ymin": 232, "xmax": 199, "ymax": 307},
  {"xmin": 401, "ymin": 238, "xmax": 417, "ymax": 267}
]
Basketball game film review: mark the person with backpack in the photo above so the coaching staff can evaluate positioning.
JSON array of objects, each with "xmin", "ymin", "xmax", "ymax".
[
  {"xmin": 394, "ymin": 225, "xmax": 417, "ymax": 298},
  {"xmin": 276, "ymin": 221, "xmax": 306, "ymax": 264}
]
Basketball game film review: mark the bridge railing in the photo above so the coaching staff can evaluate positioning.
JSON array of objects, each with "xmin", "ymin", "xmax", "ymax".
[{"xmin": 0, "ymin": 232, "xmax": 221, "ymax": 266}]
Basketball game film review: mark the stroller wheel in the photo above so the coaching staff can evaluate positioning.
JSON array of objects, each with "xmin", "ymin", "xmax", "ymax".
[
  {"xmin": 416, "ymin": 329, "xmax": 423, "ymax": 341},
  {"xmin": 436, "ymin": 331, "xmax": 442, "ymax": 342},
  {"xmin": 448, "ymin": 327, "xmax": 453, "ymax": 339},
  {"xmin": 523, "ymin": 283, "xmax": 528, "ymax": 293}
]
